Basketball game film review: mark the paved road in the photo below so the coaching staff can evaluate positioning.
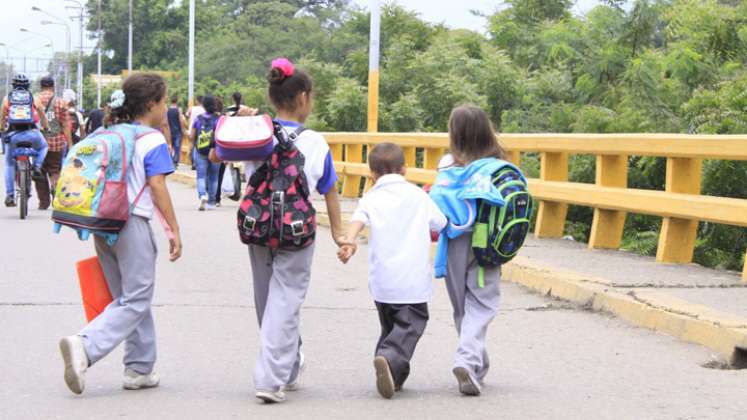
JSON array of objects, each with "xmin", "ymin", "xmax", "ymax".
[{"xmin": 1, "ymin": 170, "xmax": 746, "ymax": 419}]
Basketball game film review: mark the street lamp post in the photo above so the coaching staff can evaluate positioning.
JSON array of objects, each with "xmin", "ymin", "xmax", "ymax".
[
  {"xmin": 66, "ymin": 0, "xmax": 85, "ymax": 108},
  {"xmin": 367, "ymin": 0, "xmax": 381, "ymax": 133},
  {"xmin": 97, "ymin": 0, "xmax": 102, "ymax": 108},
  {"xmin": 0, "ymin": 44, "xmax": 11, "ymax": 97},
  {"xmin": 188, "ymin": 0, "xmax": 195, "ymax": 107},
  {"xmin": 34, "ymin": 7, "xmax": 72, "ymax": 90},
  {"xmin": 128, "ymin": 0, "xmax": 133, "ymax": 73}
]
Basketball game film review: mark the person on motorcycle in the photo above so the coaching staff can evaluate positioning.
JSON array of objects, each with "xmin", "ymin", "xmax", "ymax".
[{"xmin": 1, "ymin": 73, "xmax": 50, "ymax": 208}]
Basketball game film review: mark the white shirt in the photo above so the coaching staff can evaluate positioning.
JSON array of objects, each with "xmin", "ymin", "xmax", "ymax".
[
  {"xmin": 188, "ymin": 105, "xmax": 205, "ymax": 135},
  {"xmin": 352, "ymin": 174, "xmax": 447, "ymax": 304},
  {"xmin": 128, "ymin": 131, "xmax": 174, "ymax": 219}
]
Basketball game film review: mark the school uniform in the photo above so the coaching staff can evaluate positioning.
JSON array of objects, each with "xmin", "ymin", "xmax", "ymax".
[
  {"xmin": 351, "ymin": 174, "xmax": 447, "ymax": 387},
  {"xmin": 78, "ymin": 128, "xmax": 174, "ymax": 374},
  {"xmin": 243, "ymin": 119, "xmax": 337, "ymax": 392},
  {"xmin": 431, "ymin": 155, "xmax": 504, "ymax": 384}
]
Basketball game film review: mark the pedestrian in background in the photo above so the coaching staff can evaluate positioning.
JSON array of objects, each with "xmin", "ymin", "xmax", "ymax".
[
  {"xmin": 191, "ymin": 94, "xmax": 221, "ymax": 211},
  {"xmin": 35, "ymin": 76, "xmax": 71, "ymax": 210},
  {"xmin": 167, "ymin": 95, "xmax": 188, "ymax": 165}
]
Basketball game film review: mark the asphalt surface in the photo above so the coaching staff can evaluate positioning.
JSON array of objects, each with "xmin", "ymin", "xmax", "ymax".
[{"xmin": 1, "ymin": 165, "xmax": 746, "ymax": 419}]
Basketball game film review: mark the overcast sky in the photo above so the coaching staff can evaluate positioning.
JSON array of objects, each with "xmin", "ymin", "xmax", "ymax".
[{"xmin": 1, "ymin": 0, "xmax": 608, "ymax": 77}]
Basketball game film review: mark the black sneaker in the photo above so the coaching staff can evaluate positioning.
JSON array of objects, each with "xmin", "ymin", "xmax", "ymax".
[
  {"xmin": 31, "ymin": 167, "xmax": 45, "ymax": 181},
  {"xmin": 4, "ymin": 197, "xmax": 16, "ymax": 207}
]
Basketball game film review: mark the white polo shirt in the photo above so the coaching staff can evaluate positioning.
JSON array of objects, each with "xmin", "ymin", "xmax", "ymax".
[{"xmin": 352, "ymin": 174, "xmax": 447, "ymax": 304}]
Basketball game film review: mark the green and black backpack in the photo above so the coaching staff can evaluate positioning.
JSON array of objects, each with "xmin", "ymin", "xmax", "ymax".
[{"xmin": 471, "ymin": 167, "xmax": 533, "ymax": 287}]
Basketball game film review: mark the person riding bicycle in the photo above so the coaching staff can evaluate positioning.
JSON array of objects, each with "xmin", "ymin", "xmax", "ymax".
[{"xmin": 1, "ymin": 73, "xmax": 50, "ymax": 208}]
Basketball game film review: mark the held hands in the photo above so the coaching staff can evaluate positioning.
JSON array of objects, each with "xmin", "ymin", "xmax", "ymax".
[{"xmin": 335, "ymin": 236, "xmax": 357, "ymax": 264}]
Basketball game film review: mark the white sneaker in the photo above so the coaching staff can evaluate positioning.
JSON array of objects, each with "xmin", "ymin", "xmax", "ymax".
[
  {"xmin": 256, "ymin": 389, "xmax": 286, "ymax": 404},
  {"xmin": 123, "ymin": 368, "xmax": 160, "ymax": 390},
  {"xmin": 374, "ymin": 356, "xmax": 395, "ymax": 399},
  {"xmin": 59, "ymin": 335, "xmax": 89, "ymax": 395},
  {"xmin": 281, "ymin": 352, "xmax": 305, "ymax": 392},
  {"xmin": 206, "ymin": 203, "xmax": 216, "ymax": 210},
  {"xmin": 453, "ymin": 366, "xmax": 481, "ymax": 396},
  {"xmin": 198, "ymin": 195, "xmax": 208, "ymax": 211}
]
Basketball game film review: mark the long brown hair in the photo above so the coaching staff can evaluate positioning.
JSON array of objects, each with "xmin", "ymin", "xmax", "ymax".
[
  {"xmin": 105, "ymin": 73, "xmax": 167, "ymax": 126},
  {"xmin": 448, "ymin": 105, "xmax": 505, "ymax": 165}
]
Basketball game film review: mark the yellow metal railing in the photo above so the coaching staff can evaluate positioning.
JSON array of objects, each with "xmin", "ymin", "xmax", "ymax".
[{"xmin": 324, "ymin": 132, "xmax": 747, "ymax": 280}]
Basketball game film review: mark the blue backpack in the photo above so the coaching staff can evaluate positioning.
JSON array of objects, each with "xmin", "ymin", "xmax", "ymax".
[
  {"xmin": 52, "ymin": 123, "xmax": 158, "ymax": 244},
  {"xmin": 7, "ymin": 88, "xmax": 35, "ymax": 126}
]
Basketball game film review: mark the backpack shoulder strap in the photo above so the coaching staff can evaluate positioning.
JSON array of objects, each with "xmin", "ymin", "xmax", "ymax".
[{"xmin": 45, "ymin": 94, "xmax": 55, "ymax": 114}]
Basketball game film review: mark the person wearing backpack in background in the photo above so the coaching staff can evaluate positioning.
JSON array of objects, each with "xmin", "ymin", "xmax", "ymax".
[
  {"xmin": 187, "ymin": 95, "xmax": 205, "ymax": 170},
  {"xmin": 167, "ymin": 95, "xmax": 188, "ymax": 166},
  {"xmin": 429, "ymin": 105, "xmax": 530, "ymax": 397},
  {"xmin": 67, "ymin": 99, "xmax": 86, "ymax": 144},
  {"xmin": 35, "ymin": 76, "xmax": 72, "ymax": 211},
  {"xmin": 214, "ymin": 91, "xmax": 244, "ymax": 206},
  {"xmin": 191, "ymin": 94, "xmax": 221, "ymax": 211},
  {"xmin": 57, "ymin": 73, "xmax": 182, "ymax": 396},
  {"xmin": 240, "ymin": 58, "xmax": 346, "ymax": 404}
]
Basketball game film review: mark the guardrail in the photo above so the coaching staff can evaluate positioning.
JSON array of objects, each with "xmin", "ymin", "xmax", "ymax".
[{"xmin": 324, "ymin": 133, "xmax": 747, "ymax": 280}]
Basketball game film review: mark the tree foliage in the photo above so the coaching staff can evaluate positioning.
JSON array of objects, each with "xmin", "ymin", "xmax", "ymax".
[{"xmin": 84, "ymin": 0, "xmax": 747, "ymax": 272}]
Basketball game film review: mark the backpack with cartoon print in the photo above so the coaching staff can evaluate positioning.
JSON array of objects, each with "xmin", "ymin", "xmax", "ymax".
[
  {"xmin": 237, "ymin": 121, "xmax": 316, "ymax": 250},
  {"xmin": 52, "ymin": 123, "xmax": 158, "ymax": 244}
]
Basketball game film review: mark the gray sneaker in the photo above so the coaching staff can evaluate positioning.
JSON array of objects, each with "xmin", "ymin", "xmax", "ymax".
[
  {"xmin": 256, "ymin": 389, "xmax": 286, "ymax": 404},
  {"xmin": 59, "ymin": 336, "xmax": 89, "ymax": 395},
  {"xmin": 374, "ymin": 356, "xmax": 395, "ymax": 399},
  {"xmin": 453, "ymin": 366, "xmax": 482, "ymax": 396},
  {"xmin": 123, "ymin": 368, "xmax": 160, "ymax": 390},
  {"xmin": 198, "ymin": 195, "xmax": 208, "ymax": 211}
]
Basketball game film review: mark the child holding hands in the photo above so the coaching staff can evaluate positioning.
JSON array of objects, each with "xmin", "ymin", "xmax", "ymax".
[{"xmin": 338, "ymin": 143, "xmax": 446, "ymax": 399}]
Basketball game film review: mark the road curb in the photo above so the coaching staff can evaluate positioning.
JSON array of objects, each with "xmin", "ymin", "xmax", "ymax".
[
  {"xmin": 171, "ymin": 171, "xmax": 747, "ymax": 364},
  {"xmin": 503, "ymin": 257, "xmax": 747, "ymax": 364}
]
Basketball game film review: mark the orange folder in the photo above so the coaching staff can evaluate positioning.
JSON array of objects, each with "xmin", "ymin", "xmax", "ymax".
[{"xmin": 76, "ymin": 257, "xmax": 113, "ymax": 322}]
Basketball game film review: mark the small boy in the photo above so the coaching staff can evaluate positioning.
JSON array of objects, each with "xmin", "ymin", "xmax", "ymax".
[{"xmin": 338, "ymin": 143, "xmax": 447, "ymax": 399}]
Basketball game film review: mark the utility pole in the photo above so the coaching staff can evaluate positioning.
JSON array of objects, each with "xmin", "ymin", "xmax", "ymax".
[
  {"xmin": 128, "ymin": 0, "xmax": 133, "ymax": 73},
  {"xmin": 367, "ymin": 0, "xmax": 381, "ymax": 133},
  {"xmin": 188, "ymin": 0, "xmax": 195, "ymax": 107},
  {"xmin": 97, "ymin": 0, "xmax": 102, "ymax": 108},
  {"xmin": 77, "ymin": 6, "xmax": 84, "ymax": 108}
]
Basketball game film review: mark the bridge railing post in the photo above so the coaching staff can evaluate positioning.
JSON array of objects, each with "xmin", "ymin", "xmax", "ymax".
[
  {"xmin": 424, "ymin": 147, "xmax": 445, "ymax": 171},
  {"xmin": 534, "ymin": 152, "xmax": 569, "ymax": 238},
  {"xmin": 588, "ymin": 154, "xmax": 628, "ymax": 249},
  {"xmin": 506, "ymin": 150, "xmax": 520, "ymax": 167},
  {"xmin": 342, "ymin": 144, "xmax": 363, "ymax": 197},
  {"xmin": 656, "ymin": 157, "xmax": 702, "ymax": 263}
]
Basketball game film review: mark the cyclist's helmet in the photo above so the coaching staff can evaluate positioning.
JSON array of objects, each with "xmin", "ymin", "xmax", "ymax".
[
  {"xmin": 40, "ymin": 76, "xmax": 55, "ymax": 88},
  {"xmin": 11, "ymin": 73, "xmax": 30, "ymax": 89}
]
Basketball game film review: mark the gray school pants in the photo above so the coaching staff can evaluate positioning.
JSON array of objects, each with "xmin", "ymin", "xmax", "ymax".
[
  {"xmin": 444, "ymin": 233, "xmax": 501, "ymax": 383},
  {"xmin": 375, "ymin": 302, "xmax": 429, "ymax": 388},
  {"xmin": 248, "ymin": 243, "xmax": 314, "ymax": 391},
  {"xmin": 79, "ymin": 215, "xmax": 158, "ymax": 375}
]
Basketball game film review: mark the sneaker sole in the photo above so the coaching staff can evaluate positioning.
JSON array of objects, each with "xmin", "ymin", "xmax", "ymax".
[
  {"xmin": 123, "ymin": 381, "xmax": 159, "ymax": 390},
  {"xmin": 59, "ymin": 339, "xmax": 84, "ymax": 395},
  {"xmin": 453, "ymin": 367, "xmax": 481, "ymax": 396},
  {"xmin": 256, "ymin": 392, "xmax": 285, "ymax": 404},
  {"xmin": 374, "ymin": 356, "xmax": 395, "ymax": 399}
]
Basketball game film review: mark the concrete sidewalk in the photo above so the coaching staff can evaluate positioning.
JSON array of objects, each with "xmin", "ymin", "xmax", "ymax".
[{"xmin": 172, "ymin": 167, "xmax": 747, "ymax": 365}]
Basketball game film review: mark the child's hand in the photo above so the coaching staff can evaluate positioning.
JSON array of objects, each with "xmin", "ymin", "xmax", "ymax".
[{"xmin": 337, "ymin": 244, "xmax": 357, "ymax": 264}]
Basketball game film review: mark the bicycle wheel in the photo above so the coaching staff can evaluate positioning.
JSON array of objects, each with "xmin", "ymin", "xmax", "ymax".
[{"xmin": 18, "ymin": 163, "xmax": 28, "ymax": 220}]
